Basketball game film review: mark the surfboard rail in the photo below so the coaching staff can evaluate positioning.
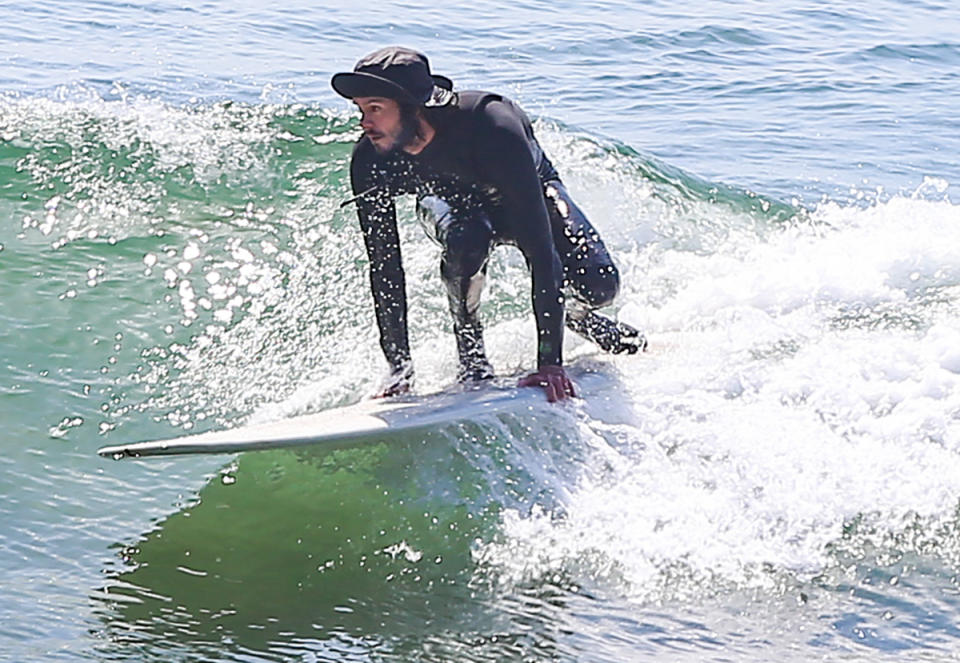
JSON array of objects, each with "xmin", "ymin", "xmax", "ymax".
[{"xmin": 97, "ymin": 377, "xmax": 580, "ymax": 460}]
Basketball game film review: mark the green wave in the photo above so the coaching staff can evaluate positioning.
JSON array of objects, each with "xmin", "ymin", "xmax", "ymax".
[
  {"xmin": 1, "ymin": 96, "xmax": 797, "ymax": 244},
  {"xmin": 92, "ymin": 407, "xmax": 588, "ymax": 660}
]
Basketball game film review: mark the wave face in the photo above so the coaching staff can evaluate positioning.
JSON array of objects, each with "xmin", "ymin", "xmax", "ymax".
[{"xmin": 3, "ymin": 89, "xmax": 960, "ymax": 662}]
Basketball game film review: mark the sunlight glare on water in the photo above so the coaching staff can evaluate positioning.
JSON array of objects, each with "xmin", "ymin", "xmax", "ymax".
[{"xmin": 2, "ymin": 1, "xmax": 960, "ymax": 661}]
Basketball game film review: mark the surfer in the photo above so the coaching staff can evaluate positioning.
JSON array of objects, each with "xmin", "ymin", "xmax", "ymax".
[{"xmin": 332, "ymin": 47, "xmax": 646, "ymax": 402}]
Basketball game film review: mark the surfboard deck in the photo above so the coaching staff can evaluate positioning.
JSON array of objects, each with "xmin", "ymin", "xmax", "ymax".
[{"xmin": 98, "ymin": 369, "xmax": 611, "ymax": 460}]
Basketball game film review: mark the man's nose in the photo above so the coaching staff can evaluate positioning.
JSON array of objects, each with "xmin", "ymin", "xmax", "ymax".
[{"xmin": 359, "ymin": 114, "xmax": 373, "ymax": 130}]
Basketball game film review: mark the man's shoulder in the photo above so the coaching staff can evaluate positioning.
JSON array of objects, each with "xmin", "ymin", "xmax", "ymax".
[
  {"xmin": 455, "ymin": 90, "xmax": 519, "ymax": 118},
  {"xmin": 456, "ymin": 89, "xmax": 505, "ymax": 108},
  {"xmin": 450, "ymin": 91, "xmax": 531, "ymax": 139}
]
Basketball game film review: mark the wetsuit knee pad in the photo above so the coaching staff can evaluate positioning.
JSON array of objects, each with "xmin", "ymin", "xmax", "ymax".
[
  {"xmin": 417, "ymin": 195, "xmax": 494, "ymax": 279},
  {"xmin": 442, "ymin": 225, "xmax": 493, "ymax": 279},
  {"xmin": 440, "ymin": 216, "xmax": 494, "ymax": 279},
  {"xmin": 415, "ymin": 196, "xmax": 450, "ymax": 244}
]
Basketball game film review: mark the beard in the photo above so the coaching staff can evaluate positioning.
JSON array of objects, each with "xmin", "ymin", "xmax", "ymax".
[{"xmin": 371, "ymin": 105, "xmax": 422, "ymax": 155}]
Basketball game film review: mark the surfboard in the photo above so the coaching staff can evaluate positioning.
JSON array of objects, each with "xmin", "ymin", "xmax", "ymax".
[{"xmin": 97, "ymin": 369, "xmax": 611, "ymax": 460}]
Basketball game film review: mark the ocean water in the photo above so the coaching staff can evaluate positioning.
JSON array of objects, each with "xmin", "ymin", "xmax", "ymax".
[{"xmin": 2, "ymin": 1, "xmax": 960, "ymax": 661}]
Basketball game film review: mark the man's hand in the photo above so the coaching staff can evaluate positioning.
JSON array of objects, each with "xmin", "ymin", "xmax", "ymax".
[
  {"xmin": 374, "ymin": 363, "xmax": 414, "ymax": 398},
  {"xmin": 518, "ymin": 365, "xmax": 577, "ymax": 403}
]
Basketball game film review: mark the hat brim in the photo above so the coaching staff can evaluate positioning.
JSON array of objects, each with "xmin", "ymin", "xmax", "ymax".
[{"xmin": 332, "ymin": 72, "xmax": 454, "ymax": 106}]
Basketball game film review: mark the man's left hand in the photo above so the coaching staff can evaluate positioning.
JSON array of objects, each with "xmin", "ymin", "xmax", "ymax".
[{"xmin": 518, "ymin": 365, "xmax": 577, "ymax": 403}]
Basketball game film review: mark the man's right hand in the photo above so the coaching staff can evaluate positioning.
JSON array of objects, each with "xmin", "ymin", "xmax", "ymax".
[
  {"xmin": 374, "ymin": 363, "xmax": 414, "ymax": 398},
  {"xmin": 518, "ymin": 364, "xmax": 577, "ymax": 403}
]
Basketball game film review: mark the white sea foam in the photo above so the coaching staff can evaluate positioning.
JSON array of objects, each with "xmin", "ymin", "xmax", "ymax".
[{"xmin": 477, "ymin": 193, "xmax": 960, "ymax": 598}]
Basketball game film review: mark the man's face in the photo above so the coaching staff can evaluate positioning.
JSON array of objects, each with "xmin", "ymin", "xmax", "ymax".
[{"xmin": 354, "ymin": 96, "xmax": 414, "ymax": 154}]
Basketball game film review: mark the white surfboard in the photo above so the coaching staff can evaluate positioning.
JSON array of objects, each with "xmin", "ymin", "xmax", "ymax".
[{"xmin": 98, "ymin": 369, "xmax": 612, "ymax": 460}]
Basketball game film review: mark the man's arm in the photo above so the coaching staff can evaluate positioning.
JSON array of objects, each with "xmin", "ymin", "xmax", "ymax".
[
  {"xmin": 473, "ymin": 99, "xmax": 566, "ymax": 368},
  {"xmin": 472, "ymin": 99, "xmax": 576, "ymax": 401},
  {"xmin": 350, "ymin": 150, "xmax": 413, "ymax": 390}
]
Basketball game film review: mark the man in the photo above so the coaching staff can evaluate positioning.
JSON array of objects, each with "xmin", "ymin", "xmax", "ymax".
[{"xmin": 332, "ymin": 47, "xmax": 645, "ymax": 402}]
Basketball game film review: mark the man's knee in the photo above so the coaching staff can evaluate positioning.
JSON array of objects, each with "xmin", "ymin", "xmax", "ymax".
[
  {"xmin": 545, "ymin": 180, "xmax": 621, "ymax": 309},
  {"xmin": 567, "ymin": 261, "xmax": 620, "ymax": 309}
]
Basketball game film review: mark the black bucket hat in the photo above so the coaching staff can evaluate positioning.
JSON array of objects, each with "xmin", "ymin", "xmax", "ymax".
[{"xmin": 331, "ymin": 47, "xmax": 454, "ymax": 107}]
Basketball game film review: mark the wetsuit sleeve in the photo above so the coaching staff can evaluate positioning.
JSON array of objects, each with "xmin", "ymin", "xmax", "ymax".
[
  {"xmin": 473, "ymin": 101, "xmax": 565, "ymax": 368},
  {"xmin": 350, "ymin": 147, "xmax": 412, "ymax": 373}
]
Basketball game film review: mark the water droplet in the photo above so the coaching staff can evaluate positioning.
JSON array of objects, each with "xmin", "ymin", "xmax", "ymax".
[
  {"xmin": 233, "ymin": 246, "xmax": 254, "ymax": 263},
  {"xmin": 220, "ymin": 474, "xmax": 237, "ymax": 485},
  {"xmin": 183, "ymin": 243, "xmax": 201, "ymax": 261}
]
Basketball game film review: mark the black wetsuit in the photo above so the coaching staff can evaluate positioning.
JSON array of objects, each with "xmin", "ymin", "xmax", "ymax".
[{"xmin": 349, "ymin": 90, "xmax": 627, "ymax": 378}]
